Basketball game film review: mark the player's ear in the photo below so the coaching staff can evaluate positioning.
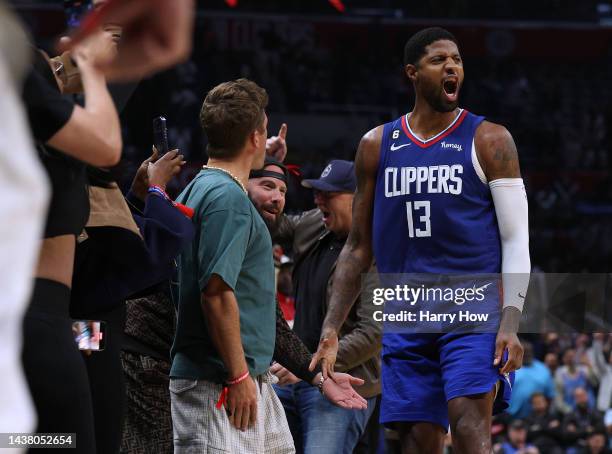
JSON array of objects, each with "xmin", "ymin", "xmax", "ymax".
[{"xmin": 405, "ymin": 64, "xmax": 417, "ymax": 83}]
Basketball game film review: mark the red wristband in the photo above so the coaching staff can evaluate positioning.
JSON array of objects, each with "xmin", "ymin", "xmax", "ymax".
[
  {"xmin": 215, "ymin": 371, "xmax": 250, "ymax": 410},
  {"xmin": 227, "ymin": 370, "xmax": 250, "ymax": 386},
  {"xmin": 215, "ymin": 387, "xmax": 228, "ymax": 409}
]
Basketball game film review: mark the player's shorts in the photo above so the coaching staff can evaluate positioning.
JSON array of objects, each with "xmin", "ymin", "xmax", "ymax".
[{"xmin": 380, "ymin": 332, "xmax": 513, "ymax": 430}]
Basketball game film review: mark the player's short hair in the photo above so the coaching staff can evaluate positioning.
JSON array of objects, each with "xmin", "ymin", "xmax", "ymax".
[
  {"xmin": 403, "ymin": 27, "xmax": 459, "ymax": 66},
  {"xmin": 200, "ymin": 78, "xmax": 268, "ymax": 159}
]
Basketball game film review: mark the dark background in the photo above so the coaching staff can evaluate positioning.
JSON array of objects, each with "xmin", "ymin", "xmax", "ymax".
[{"xmin": 11, "ymin": 0, "xmax": 612, "ymax": 272}]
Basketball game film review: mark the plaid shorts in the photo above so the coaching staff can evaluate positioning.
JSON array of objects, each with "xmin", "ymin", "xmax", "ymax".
[{"xmin": 170, "ymin": 371, "xmax": 295, "ymax": 453}]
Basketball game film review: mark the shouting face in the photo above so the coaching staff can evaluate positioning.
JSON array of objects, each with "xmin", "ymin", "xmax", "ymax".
[
  {"xmin": 406, "ymin": 39, "xmax": 464, "ymax": 112},
  {"xmin": 313, "ymin": 190, "xmax": 353, "ymax": 237}
]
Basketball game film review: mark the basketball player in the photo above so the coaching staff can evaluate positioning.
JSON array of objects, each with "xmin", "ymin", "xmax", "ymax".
[{"xmin": 309, "ymin": 27, "xmax": 531, "ymax": 453}]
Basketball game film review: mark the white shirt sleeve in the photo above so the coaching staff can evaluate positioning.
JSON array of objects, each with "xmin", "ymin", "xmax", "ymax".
[{"xmin": 489, "ymin": 178, "xmax": 531, "ymax": 311}]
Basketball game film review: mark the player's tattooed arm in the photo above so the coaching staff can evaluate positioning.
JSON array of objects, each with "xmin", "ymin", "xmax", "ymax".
[
  {"xmin": 476, "ymin": 121, "xmax": 526, "ymax": 373},
  {"xmin": 309, "ymin": 125, "xmax": 382, "ymax": 377},
  {"xmin": 474, "ymin": 121, "xmax": 521, "ymax": 181}
]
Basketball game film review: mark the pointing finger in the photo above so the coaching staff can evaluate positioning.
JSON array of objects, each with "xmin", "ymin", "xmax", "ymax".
[{"xmin": 278, "ymin": 123, "xmax": 287, "ymax": 140}]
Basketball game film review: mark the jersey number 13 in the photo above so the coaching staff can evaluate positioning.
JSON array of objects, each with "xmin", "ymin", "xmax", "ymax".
[{"xmin": 406, "ymin": 201, "xmax": 431, "ymax": 237}]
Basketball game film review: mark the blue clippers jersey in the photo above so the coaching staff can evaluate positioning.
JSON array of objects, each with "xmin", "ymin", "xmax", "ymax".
[{"xmin": 372, "ymin": 109, "xmax": 501, "ymax": 275}]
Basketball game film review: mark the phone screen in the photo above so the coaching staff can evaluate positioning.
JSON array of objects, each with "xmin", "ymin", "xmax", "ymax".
[
  {"xmin": 72, "ymin": 320, "xmax": 106, "ymax": 351},
  {"xmin": 64, "ymin": 0, "xmax": 92, "ymax": 29}
]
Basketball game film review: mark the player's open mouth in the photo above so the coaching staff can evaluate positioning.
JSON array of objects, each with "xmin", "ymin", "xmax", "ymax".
[
  {"xmin": 321, "ymin": 210, "xmax": 331, "ymax": 223},
  {"xmin": 443, "ymin": 78, "xmax": 459, "ymax": 102}
]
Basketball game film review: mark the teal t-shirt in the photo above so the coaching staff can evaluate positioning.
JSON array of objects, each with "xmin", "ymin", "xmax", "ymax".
[{"xmin": 170, "ymin": 168, "xmax": 276, "ymax": 382}]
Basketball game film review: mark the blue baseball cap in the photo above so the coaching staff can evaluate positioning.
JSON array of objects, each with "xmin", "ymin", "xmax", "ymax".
[{"xmin": 301, "ymin": 160, "xmax": 356, "ymax": 192}]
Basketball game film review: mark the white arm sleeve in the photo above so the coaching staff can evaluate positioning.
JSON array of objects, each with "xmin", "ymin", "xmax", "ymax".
[{"xmin": 489, "ymin": 178, "xmax": 531, "ymax": 312}]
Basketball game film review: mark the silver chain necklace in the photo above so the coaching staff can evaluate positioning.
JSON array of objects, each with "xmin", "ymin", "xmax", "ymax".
[{"xmin": 202, "ymin": 165, "xmax": 248, "ymax": 194}]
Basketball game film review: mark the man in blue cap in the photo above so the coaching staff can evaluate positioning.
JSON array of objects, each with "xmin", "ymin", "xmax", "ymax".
[{"xmin": 271, "ymin": 159, "xmax": 381, "ymax": 454}]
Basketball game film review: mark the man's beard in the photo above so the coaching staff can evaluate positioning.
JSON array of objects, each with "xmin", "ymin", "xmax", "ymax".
[
  {"xmin": 264, "ymin": 214, "xmax": 282, "ymax": 236},
  {"xmin": 422, "ymin": 84, "xmax": 458, "ymax": 113},
  {"xmin": 253, "ymin": 200, "xmax": 282, "ymax": 235}
]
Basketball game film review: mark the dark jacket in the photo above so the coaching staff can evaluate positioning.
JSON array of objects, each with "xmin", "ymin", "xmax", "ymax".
[
  {"xmin": 276, "ymin": 209, "xmax": 381, "ymax": 398},
  {"xmin": 525, "ymin": 409, "xmax": 563, "ymax": 453},
  {"xmin": 71, "ymin": 186, "xmax": 195, "ymax": 316}
]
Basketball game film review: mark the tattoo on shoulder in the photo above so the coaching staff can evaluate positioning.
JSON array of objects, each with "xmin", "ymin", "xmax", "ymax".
[
  {"xmin": 492, "ymin": 140, "xmax": 518, "ymax": 162},
  {"xmin": 487, "ymin": 131, "xmax": 520, "ymax": 177}
]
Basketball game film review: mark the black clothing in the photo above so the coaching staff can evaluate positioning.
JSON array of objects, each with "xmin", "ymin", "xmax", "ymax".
[
  {"xmin": 80, "ymin": 304, "xmax": 127, "ymax": 454},
  {"xmin": 71, "ymin": 191, "xmax": 194, "ymax": 315},
  {"xmin": 121, "ymin": 350, "xmax": 173, "ymax": 454},
  {"xmin": 22, "ymin": 65, "xmax": 74, "ymax": 142},
  {"xmin": 22, "ymin": 65, "xmax": 89, "ymax": 238},
  {"xmin": 274, "ymin": 302, "xmax": 320, "ymax": 383},
  {"xmin": 123, "ymin": 286, "xmax": 175, "ymax": 362},
  {"xmin": 525, "ymin": 410, "xmax": 564, "ymax": 454},
  {"xmin": 562, "ymin": 407, "xmax": 605, "ymax": 443},
  {"xmin": 121, "ymin": 290, "xmax": 174, "ymax": 454},
  {"xmin": 292, "ymin": 232, "xmax": 344, "ymax": 352},
  {"xmin": 22, "ymin": 279, "xmax": 96, "ymax": 454},
  {"xmin": 71, "ymin": 189, "xmax": 195, "ymax": 453},
  {"xmin": 39, "ymin": 148, "xmax": 89, "ymax": 237},
  {"xmin": 21, "ymin": 61, "xmax": 93, "ymax": 453}
]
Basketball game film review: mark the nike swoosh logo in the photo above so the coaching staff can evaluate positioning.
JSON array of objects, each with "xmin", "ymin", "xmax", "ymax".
[
  {"xmin": 518, "ymin": 293, "xmax": 525, "ymax": 299},
  {"xmin": 390, "ymin": 143, "xmax": 411, "ymax": 151}
]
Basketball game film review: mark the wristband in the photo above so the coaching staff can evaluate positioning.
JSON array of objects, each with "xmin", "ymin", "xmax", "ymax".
[
  {"xmin": 227, "ymin": 370, "xmax": 250, "ymax": 386},
  {"xmin": 147, "ymin": 185, "xmax": 168, "ymax": 200},
  {"xmin": 215, "ymin": 370, "xmax": 251, "ymax": 410},
  {"xmin": 317, "ymin": 375, "xmax": 326, "ymax": 395}
]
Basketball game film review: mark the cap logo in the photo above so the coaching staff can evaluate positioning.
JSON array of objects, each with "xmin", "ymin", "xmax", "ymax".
[{"xmin": 321, "ymin": 164, "xmax": 332, "ymax": 178}]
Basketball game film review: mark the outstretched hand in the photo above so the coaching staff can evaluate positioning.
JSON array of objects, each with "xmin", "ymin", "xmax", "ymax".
[
  {"xmin": 308, "ymin": 329, "xmax": 339, "ymax": 379},
  {"xmin": 321, "ymin": 372, "xmax": 367, "ymax": 410},
  {"xmin": 266, "ymin": 123, "xmax": 288, "ymax": 162}
]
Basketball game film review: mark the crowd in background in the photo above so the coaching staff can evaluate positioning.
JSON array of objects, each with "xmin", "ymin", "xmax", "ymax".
[
  {"xmin": 5, "ymin": 1, "xmax": 612, "ymax": 453},
  {"xmin": 486, "ymin": 333, "xmax": 612, "ymax": 454},
  {"xmin": 111, "ymin": 27, "xmax": 612, "ymax": 273},
  {"xmin": 193, "ymin": 0, "xmax": 605, "ymax": 22}
]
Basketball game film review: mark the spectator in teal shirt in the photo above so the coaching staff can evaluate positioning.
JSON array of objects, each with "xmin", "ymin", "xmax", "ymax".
[{"xmin": 168, "ymin": 79, "xmax": 366, "ymax": 454}]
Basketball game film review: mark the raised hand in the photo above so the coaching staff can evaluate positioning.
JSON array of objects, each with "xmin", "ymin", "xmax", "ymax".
[
  {"xmin": 130, "ymin": 147, "xmax": 185, "ymax": 200},
  {"xmin": 62, "ymin": 0, "xmax": 194, "ymax": 81},
  {"xmin": 70, "ymin": 29, "xmax": 117, "ymax": 70},
  {"xmin": 130, "ymin": 147, "xmax": 159, "ymax": 201},
  {"xmin": 308, "ymin": 329, "xmax": 338, "ymax": 379},
  {"xmin": 266, "ymin": 123, "xmax": 288, "ymax": 162},
  {"xmin": 321, "ymin": 372, "xmax": 367, "ymax": 410},
  {"xmin": 147, "ymin": 149, "xmax": 185, "ymax": 191}
]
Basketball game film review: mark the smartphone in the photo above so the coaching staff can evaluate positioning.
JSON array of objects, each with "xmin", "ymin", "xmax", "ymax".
[
  {"xmin": 72, "ymin": 320, "xmax": 106, "ymax": 351},
  {"xmin": 64, "ymin": 0, "xmax": 92, "ymax": 29},
  {"xmin": 153, "ymin": 116, "xmax": 169, "ymax": 156}
]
